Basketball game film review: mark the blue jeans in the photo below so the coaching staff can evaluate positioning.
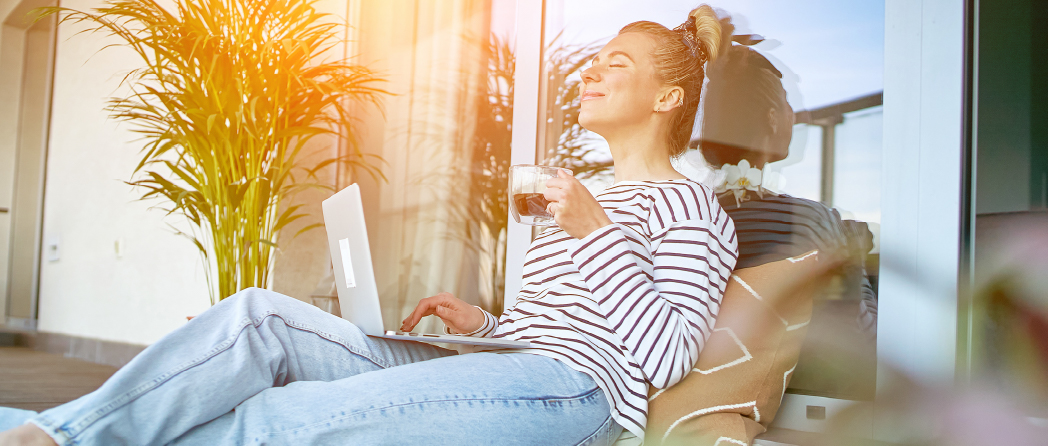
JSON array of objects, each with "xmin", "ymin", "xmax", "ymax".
[{"xmin": 0, "ymin": 288, "xmax": 621, "ymax": 445}]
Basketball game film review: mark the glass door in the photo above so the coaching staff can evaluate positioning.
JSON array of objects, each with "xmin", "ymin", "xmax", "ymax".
[{"xmin": 0, "ymin": 3, "xmax": 58, "ymax": 330}]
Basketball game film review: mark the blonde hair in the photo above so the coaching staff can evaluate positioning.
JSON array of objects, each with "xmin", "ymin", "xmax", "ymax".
[{"xmin": 618, "ymin": 5, "xmax": 721, "ymax": 157}]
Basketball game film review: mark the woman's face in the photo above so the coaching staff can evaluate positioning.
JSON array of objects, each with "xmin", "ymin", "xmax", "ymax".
[{"xmin": 577, "ymin": 33, "xmax": 665, "ymax": 135}]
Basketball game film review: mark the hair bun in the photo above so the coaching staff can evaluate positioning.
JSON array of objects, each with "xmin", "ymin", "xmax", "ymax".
[{"xmin": 689, "ymin": 5, "xmax": 722, "ymax": 64}]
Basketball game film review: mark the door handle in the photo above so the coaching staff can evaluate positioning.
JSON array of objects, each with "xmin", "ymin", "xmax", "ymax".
[{"xmin": 0, "ymin": 207, "xmax": 7, "ymax": 213}]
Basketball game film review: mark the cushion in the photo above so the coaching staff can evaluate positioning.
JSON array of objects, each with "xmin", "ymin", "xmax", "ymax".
[{"xmin": 643, "ymin": 250, "xmax": 841, "ymax": 445}]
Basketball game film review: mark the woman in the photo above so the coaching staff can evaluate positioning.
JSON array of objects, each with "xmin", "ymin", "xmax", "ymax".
[{"xmin": 0, "ymin": 5, "xmax": 736, "ymax": 445}]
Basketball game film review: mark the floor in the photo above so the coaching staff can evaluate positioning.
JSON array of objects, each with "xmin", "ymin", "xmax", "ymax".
[{"xmin": 0, "ymin": 347, "xmax": 116, "ymax": 412}]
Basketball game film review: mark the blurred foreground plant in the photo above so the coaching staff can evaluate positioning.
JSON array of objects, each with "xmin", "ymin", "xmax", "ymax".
[
  {"xmin": 39, "ymin": 0, "xmax": 387, "ymax": 304},
  {"xmin": 822, "ymin": 216, "xmax": 1048, "ymax": 446}
]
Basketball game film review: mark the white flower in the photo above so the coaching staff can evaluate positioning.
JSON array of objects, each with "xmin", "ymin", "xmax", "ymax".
[
  {"xmin": 714, "ymin": 159, "xmax": 763, "ymax": 206},
  {"xmin": 762, "ymin": 169, "xmax": 784, "ymax": 194}
]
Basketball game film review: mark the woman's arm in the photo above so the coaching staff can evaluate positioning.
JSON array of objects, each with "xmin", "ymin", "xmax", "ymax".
[{"xmin": 568, "ymin": 220, "xmax": 737, "ymax": 389}]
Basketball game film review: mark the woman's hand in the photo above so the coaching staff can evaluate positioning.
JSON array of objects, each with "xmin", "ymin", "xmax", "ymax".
[
  {"xmin": 400, "ymin": 292, "xmax": 485, "ymax": 334},
  {"xmin": 543, "ymin": 170, "xmax": 614, "ymax": 239}
]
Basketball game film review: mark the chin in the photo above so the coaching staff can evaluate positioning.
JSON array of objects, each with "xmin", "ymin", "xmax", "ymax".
[{"xmin": 577, "ymin": 110, "xmax": 610, "ymax": 137}]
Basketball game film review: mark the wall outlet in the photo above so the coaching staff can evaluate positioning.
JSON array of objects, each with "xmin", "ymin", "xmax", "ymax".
[
  {"xmin": 806, "ymin": 405, "xmax": 827, "ymax": 420},
  {"xmin": 45, "ymin": 235, "xmax": 60, "ymax": 262}
]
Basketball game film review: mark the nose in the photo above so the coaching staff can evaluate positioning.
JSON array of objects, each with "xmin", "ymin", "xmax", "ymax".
[{"xmin": 580, "ymin": 64, "xmax": 600, "ymax": 84}]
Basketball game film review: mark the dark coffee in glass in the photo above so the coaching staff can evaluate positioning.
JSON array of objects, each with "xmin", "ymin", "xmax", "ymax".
[
  {"xmin": 509, "ymin": 165, "xmax": 571, "ymax": 226},
  {"xmin": 513, "ymin": 193, "xmax": 552, "ymax": 218}
]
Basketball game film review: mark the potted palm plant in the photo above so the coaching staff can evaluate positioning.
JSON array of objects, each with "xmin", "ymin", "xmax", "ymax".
[{"xmin": 39, "ymin": 0, "xmax": 388, "ymax": 305}]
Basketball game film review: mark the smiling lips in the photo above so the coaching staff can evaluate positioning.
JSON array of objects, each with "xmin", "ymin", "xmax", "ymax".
[{"xmin": 581, "ymin": 90, "xmax": 605, "ymax": 101}]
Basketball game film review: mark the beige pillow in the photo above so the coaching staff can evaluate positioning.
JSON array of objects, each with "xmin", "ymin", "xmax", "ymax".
[{"xmin": 644, "ymin": 250, "xmax": 838, "ymax": 445}]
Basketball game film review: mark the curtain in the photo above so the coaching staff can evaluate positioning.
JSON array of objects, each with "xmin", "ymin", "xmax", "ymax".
[{"xmin": 345, "ymin": 0, "xmax": 492, "ymax": 333}]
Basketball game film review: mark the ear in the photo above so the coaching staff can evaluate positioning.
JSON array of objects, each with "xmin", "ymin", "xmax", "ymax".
[
  {"xmin": 654, "ymin": 86, "xmax": 685, "ymax": 113},
  {"xmin": 767, "ymin": 107, "xmax": 778, "ymax": 135}
]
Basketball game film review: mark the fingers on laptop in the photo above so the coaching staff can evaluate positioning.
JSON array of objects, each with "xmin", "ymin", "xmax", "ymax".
[{"xmin": 400, "ymin": 292, "xmax": 458, "ymax": 332}]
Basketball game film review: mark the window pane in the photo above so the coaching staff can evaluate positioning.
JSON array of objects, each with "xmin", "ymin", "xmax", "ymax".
[
  {"xmin": 834, "ymin": 106, "xmax": 883, "ymax": 225},
  {"xmin": 772, "ymin": 124, "xmax": 822, "ymax": 202}
]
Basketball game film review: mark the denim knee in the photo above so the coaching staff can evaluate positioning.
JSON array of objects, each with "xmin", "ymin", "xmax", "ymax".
[
  {"xmin": 212, "ymin": 288, "xmax": 299, "ymax": 321},
  {"xmin": 212, "ymin": 288, "xmax": 367, "ymax": 345}
]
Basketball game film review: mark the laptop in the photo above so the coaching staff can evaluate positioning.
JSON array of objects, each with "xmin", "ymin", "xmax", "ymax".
[{"xmin": 321, "ymin": 184, "xmax": 530, "ymax": 348}]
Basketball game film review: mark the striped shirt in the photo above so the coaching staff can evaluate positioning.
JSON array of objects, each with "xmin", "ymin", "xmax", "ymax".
[
  {"xmin": 462, "ymin": 179, "xmax": 738, "ymax": 440},
  {"xmin": 721, "ymin": 192, "xmax": 849, "ymax": 269},
  {"xmin": 721, "ymin": 193, "xmax": 877, "ymax": 334}
]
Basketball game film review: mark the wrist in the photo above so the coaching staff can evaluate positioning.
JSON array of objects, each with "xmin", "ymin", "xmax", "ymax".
[
  {"xmin": 469, "ymin": 306, "xmax": 485, "ymax": 332},
  {"xmin": 449, "ymin": 306, "xmax": 485, "ymax": 334},
  {"xmin": 583, "ymin": 218, "xmax": 614, "ymax": 239}
]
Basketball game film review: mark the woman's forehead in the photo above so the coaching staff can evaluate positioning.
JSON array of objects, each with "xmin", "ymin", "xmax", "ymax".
[{"xmin": 597, "ymin": 33, "xmax": 656, "ymax": 61}]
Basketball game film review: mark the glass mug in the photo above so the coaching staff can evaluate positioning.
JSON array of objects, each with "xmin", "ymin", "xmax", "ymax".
[{"xmin": 509, "ymin": 164, "xmax": 572, "ymax": 226}]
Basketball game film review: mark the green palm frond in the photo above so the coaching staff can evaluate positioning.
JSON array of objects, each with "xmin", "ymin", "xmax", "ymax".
[{"xmin": 39, "ymin": 0, "xmax": 388, "ymax": 304}]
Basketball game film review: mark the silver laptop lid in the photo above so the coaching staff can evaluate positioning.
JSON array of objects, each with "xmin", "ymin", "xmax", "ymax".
[{"xmin": 321, "ymin": 184, "xmax": 384, "ymax": 336}]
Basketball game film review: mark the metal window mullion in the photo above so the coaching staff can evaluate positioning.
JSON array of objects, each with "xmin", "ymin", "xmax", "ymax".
[
  {"xmin": 818, "ymin": 120, "xmax": 839, "ymax": 207},
  {"xmin": 503, "ymin": 0, "xmax": 546, "ymax": 305},
  {"xmin": 878, "ymin": 0, "xmax": 966, "ymax": 426}
]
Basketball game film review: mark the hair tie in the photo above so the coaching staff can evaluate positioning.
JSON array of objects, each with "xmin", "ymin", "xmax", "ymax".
[{"xmin": 672, "ymin": 16, "xmax": 707, "ymax": 62}]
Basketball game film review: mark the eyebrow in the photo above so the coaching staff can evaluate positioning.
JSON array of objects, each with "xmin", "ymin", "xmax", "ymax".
[{"xmin": 592, "ymin": 51, "xmax": 634, "ymax": 64}]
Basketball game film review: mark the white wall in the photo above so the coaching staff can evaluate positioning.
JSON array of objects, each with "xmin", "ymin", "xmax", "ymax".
[
  {"xmin": 36, "ymin": 0, "xmax": 212, "ymax": 345},
  {"xmin": 36, "ymin": 0, "xmax": 358, "ymax": 346}
]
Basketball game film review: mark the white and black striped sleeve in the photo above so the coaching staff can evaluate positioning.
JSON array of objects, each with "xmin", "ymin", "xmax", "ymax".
[
  {"xmin": 442, "ymin": 305, "xmax": 499, "ymax": 337},
  {"xmin": 567, "ymin": 220, "xmax": 734, "ymax": 389}
]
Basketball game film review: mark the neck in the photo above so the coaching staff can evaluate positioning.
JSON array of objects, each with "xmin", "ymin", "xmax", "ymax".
[
  {"xmin": 604, "ymin": 118, "xmax": 687, "ymax": 182},
  {"xmin": 747, "ymin": 134, "xmax": 775, "ymax": 169}
]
